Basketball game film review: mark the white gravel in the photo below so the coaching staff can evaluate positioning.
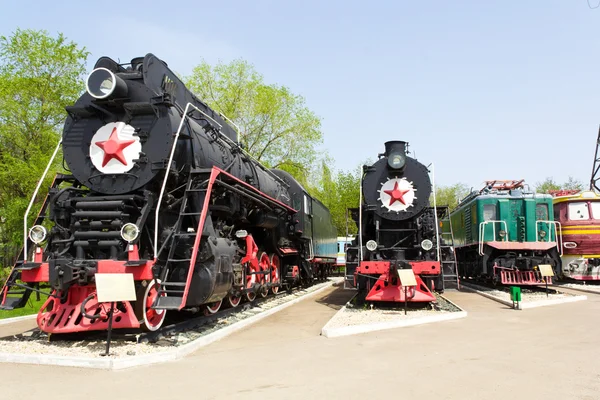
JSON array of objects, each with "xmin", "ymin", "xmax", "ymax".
[
  {"xmin": 0, "ymin": 339, "xmax": 162, "ymax": 358},
  {"xmin": 463, "ymin": 283, "xmax": 572, "ymax": 303},
  {"xmin": 325, "ymin": 307, "xmax": 453, "ymax": 330}
]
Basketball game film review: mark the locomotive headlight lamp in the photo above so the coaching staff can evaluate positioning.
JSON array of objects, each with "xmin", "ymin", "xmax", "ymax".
[
  {"xmin": 421, "ymin": 239, "xmax": 433, "ymax": 251},
  {"xmin": 499, "ymin": 230, "xmax": 507, "ymax": 238},
  {"xmin": 366, "ymin": 240, "xmax": 378, "ymax": 251},
  {"xmin": 387, "ymin": 153, "xmax": 406, "ymax": 170},
  {"xmin": 120, "ymin": 223, "xmax": 139, "ymax": 242},
  {"xmin": 86, "ymin": 67, "xmax": 128, "ymax": 99},
  {"xmin": 539, "ymin": 230, "xmax": 547, "ymax": 239},
  {"xmin": 28, "ymin": 225, "xmax": 47, "ymax": 244}
]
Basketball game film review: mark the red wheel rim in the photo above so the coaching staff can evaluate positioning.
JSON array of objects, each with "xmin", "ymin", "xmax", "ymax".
[
  {"xmin": 258, "ymin": 252, "xmax": 270, "ymax": 297},
  {"xmin": 205, "ymin": 300, "xmax": 222, "ymax": 314},
  {"xmin": 228, "ymin": 295, "xmax": 241, "ymax": 307},
  {"xmin": 270, "ymin": 254, "xmax": 280, "ymax": 294},
  {"xmin": 246, "ymin": 255, "xmax": 259, "ymax": 300},
  {"xmin": 144, "ymin": 280, "xmax": 166, "ymax": 331}
]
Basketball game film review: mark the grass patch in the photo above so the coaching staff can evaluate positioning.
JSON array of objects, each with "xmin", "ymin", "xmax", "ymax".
[{"xmin": 0, "ymin": 295, "xmax": 47, "ymax": 319}]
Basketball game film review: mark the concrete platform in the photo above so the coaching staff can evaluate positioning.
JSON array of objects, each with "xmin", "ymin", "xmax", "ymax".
[
  {"xmin": 1, "ymin": 285, "xmax": 600, "ymax": 400},
  {"xmin": 0, "ymin": 279, "xmax": 341, "ymax": 370},
  {"xmin": 461, "ymin": 282, "xmax": 587, "ymax": 309},
  {"xmin": 321, "ymin": 294, "xmax": 467, "ymax": 338}
]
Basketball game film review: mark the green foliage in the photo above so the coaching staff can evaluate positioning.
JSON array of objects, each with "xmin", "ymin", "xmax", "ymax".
[
  {"xmin": 311, "ymin": 160, "xmax": 362, "ymax": 235},
  {"xmin": 0, "ymin": 29, "xmax": 89, "ymax": 245},
  {"xmin": 432, "ymin": 183, "xmax": 470, "ymax": 211},
  {"xmin": 184, "ymin": 59, "xmax": 324, "ymax": 179},
  {"xmin": 535, "ymin": 176, "xmax": 584, "ymax": 194}
]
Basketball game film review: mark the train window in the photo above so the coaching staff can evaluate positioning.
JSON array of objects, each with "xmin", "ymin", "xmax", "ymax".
[
  {"xmin": 304, "ymin": 194, "xmax": 311, "ymax": 214},
  {"xmin": 483, "ymin": 204, "xmax": 496, "ymax": 221},
  {"xmin": 293, "ymin": 195, "xmax": 302, "ymax": 211},
  {"xmin": 591, "ymin": 202, "xmax": 600, "ymax": 220},
  {"xmin": 568, "ymin": 202, "xmax": 590, "ymax": 220},
  {"xmin": 536, "ymin": 203, "xmax": 549, "ymax": 220}
]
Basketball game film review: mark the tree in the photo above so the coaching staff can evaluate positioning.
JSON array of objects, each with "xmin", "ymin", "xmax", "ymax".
[
  {"xmin": 563, "ymin": 176, "xmax": 584, "ymax": 191},
  {"xmin": 432, "ymin": 183, "xmax": 470, "ymax": 211},
  {"xmin": 535, "ymin": 176, "xmax": 584, "ymax": 194},
  {"xmin": 184, "ymin": 59, "xmax": 324, "ymax": 181},
  {"xmin": 0, "ymin": 29, "xmax": 89, "ymax": 246}
]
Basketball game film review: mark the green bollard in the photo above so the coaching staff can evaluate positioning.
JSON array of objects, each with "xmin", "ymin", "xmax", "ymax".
[{"xmin": 510, "ymin": 286, "xmax": 521, "ymax": 310}]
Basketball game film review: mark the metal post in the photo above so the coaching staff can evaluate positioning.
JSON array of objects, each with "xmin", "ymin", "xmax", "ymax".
[
  {"xmin": 404, "ymin": 286, "xmax": 408, "ymax": 315},
  {"xmin": 101, "ymin": 302, "xmax": 115, "ymax": 357}
]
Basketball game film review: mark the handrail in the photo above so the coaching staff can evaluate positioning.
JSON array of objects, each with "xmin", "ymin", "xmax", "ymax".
[
  {"xmin": 23, "ymin": 138, "xmax": 63, "ymax": 262},
  {"xmin": 536, "ymin": 220, "xmax": 563, "ymax": 256},
  {"xmin": 478, "ymin": 220, "xmax": 508, "ymax": 255},
  {"xmin": 431, "ymin": 163, "xmax": 441, "ymax": 262},
  {"xmin": 359, "ymin": 168, "xmax": 363, "ymax": 262}
]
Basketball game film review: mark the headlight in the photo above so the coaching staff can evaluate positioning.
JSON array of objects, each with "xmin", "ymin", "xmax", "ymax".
[
  {"xmin": 421, "ymin": 239, "xmax": 433, "ymax": 251},
  {"xmin": 86, "ymin": 68, "xmax": 128, "ymax": 99},
  {"xmin": 120, "ymin": 223, "xmax": 139, "ymax": 242},
  {"xmin": 366, "ymin": 240, "xmax": 378, "ymax": 251},
  {"xmin": 499, "ymin": 230, "xmax": 507, "ymax": 238},
  {"xmin": 28, "ymin": 225, "xmax": 47, "ymax": 244},
  {"xmin": 387, "ymin": 153, "xmax": 406, "ymax": 170},
  {"xmin": 539, "ymin": 230, "xmax": 547, "ymax": 239}
]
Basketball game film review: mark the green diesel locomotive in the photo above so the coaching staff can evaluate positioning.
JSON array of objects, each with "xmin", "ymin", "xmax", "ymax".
[{"xmin": 450, "ymin": 180, "xmax": 562, "ymax": 285}]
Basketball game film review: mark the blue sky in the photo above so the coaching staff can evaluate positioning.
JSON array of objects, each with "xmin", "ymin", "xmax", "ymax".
[{"xmin": 1, "ymin": 0, "xmax": 599, "ymax": 190}]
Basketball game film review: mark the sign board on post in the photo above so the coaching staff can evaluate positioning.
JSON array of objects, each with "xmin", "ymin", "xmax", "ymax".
[
  {"xmin": 95, "ymin": 273, "xmax": 136, "ymax": 303},
  {"xmin": 538, "ymin": 264, "xmax": 554, "ymax": 298},
  {"xmin": 397, "ymin": 269, "xmax": 417, "ymax": 315},
  {"xmin": 94, "ymin": 273, "xmax": 136, "ymax": 356}
]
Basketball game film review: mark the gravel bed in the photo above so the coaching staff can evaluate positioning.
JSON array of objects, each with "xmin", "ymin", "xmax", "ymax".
[
  {"xmin": 0, "ymin": 279, "xmax": 338, "ymax": 359},
  {"xmin": 462, "ymin": 282, "xmax": 573, "ymax": 302},
  {"xmin": 326, "ymin": 293, "xmax": 462, "ymax": 330},
  {"xmin": 558, "ymin": 283, "xmax": 600, "ymax": 294}
]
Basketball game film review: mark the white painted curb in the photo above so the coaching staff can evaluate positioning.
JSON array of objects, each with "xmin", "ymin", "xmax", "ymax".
[
  {"xmin": 321, "ymin": 295, "xmax": 468, "ymax": 338},
  {"xmin": 0, "ymin": 278, "xmax": 342, "ymax": 370},
  {"xmin": 460, "ymin": 282, "xmax": 587, "ymax": 310},
  {"xmin": 0, "ymin": 314, "xmax": 37, "ymax": 326},
  {"xmin": 554, "ymin": 284, "xmax": 600, "ymax": 296}
]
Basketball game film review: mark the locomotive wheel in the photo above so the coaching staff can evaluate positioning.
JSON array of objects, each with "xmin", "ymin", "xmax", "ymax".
[
  {"xmin": 135, "ymin": 279, "xmax": 167, "ymax": 332},
  {"xmin": 258, "ymin": 252, "xmax": 270, "ymax": 298},
  {"xmin": 204, "ymin": 300, "xmax": 222, "ymax": 315},
  {"xmin": 227, "ymin": 295, "xmax": 241, "ymax": 308},
  {"xmin": 270, "ymin": 254, "xmax": 280, "ymax": 294},
  {"xmin": 246, "ymin": 256, "xmax": 259, "ymax": 302}
]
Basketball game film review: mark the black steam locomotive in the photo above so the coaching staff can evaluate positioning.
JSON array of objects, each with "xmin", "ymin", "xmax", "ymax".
[
  {"xmin": 345, "ymin": 141, "xmax": 443, "ymax": 303},
  {"xmin": 0, "ymin": 54, "xmax": 337, "ymax": 333}
]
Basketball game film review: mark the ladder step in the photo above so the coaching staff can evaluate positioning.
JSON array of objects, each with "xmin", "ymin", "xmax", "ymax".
[
  {"xmin": 173, "ymin": 233, "xmax": 196, "ymax": 238},
  {"xmin": 153, "ymin": 296, "xmax": 183, "ymax": 310},
  {"xmin": 158, "ymin": 289, "xmax": 185, "ymax": 294},
  {"xmin": 161, "ymin": 282, "xmax": 187, "ymax": 287},
  {"xmin": 167, "ymin": 259, "xmax": 192, "ymax": 263},
  {"xmin": 180, "ymin": 212, "xmax": 201, "ymax": 216}
]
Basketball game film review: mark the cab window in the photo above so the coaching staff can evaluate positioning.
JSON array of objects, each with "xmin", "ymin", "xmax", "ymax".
[
  {"xmin": 568, "ymin": 202, "xmax": 590, "ymax": 220},
  {"xmin": 590, "ymin": 202, "xmax": 600, "ymax": 220},
  {"xmin": 483, "ymin": 204, "xmax": 496, "ymax": 221},
  {"xmin": 304, "ymin": 194, "xmax": 311, "ymax": 214},
  {"xmin": 536, "ymin": 203, "xmax": 549, "ymax": 220}
]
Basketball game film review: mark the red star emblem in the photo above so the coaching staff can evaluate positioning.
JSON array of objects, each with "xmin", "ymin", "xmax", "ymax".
[
  {"xmin": 94, "ymin": 127, "xmax": 136, "ymax": 167},
  {"xmin": 384, "ymin": 181, "xmax": 410, "ymax": 206}
]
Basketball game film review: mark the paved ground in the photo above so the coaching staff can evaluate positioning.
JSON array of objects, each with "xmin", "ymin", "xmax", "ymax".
[{"xmin": 1, "ymin": 283, "xmax": 599, "ymax": 400}]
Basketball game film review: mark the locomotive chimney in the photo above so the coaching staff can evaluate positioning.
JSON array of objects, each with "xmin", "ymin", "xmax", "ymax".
[{"xmin": 384, "ymin": 141, "xmax": 407, "ymax": 157}]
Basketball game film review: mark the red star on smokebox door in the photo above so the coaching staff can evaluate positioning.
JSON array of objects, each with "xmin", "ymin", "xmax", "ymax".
[
  {"xmin": 95, "ymin": 127, "xmax": 136, "ymax": 167},
  {"xmin": 384, "ymin": 181, "xmax": 410, "ymax": 206}
]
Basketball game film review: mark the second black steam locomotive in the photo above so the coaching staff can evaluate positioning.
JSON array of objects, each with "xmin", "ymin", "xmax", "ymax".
[
  {"xmin": 0, "ymin": 53, "xmax": 337, "ymax": 333},
  {"xmin": 345, "ymin": 141, "xmax": 443, "ymax": 303}
]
